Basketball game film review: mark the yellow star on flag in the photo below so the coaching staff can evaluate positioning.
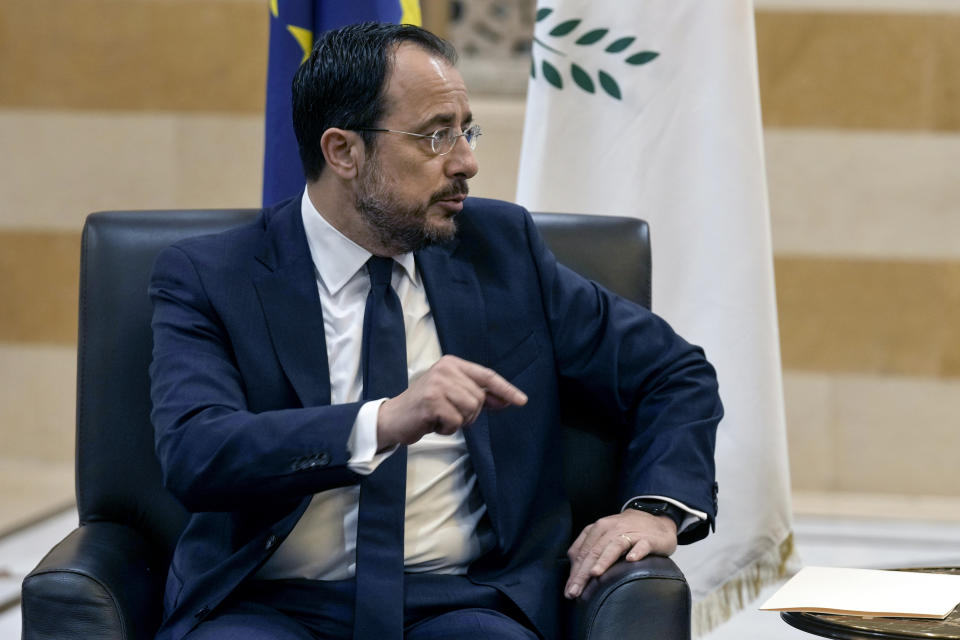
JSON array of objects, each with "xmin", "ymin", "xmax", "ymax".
[
  {"xmin": 400, "ymin": 0, "xmax": 422, "ymax": 26},
  {"xmin": 286, "ymin": 24, "xmax": 313, "ymax": 63}
]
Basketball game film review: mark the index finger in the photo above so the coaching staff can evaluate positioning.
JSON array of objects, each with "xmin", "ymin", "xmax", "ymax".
[{"xmin": 459, "ymin": 361, "xmax": 528, "ymax": 407}]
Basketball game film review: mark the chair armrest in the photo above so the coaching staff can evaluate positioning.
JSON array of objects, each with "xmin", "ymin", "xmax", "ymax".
[
  {"xmin": 569, "ymin": 555, "xmax": 691, "ymax": 640},
  {"xmin": 21, "ymin": 521, "xmax": 166, "ymax": 640}
]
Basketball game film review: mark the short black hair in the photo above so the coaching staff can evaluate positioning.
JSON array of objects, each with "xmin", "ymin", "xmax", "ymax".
[{"xmin": 292, "ymin": 22, "xmax": 457, "ymax": 181}]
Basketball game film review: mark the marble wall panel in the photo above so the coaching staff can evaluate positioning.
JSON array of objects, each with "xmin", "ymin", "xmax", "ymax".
[
  {"xmin": 0, "ymin": 232, "xmax": 78, "ymax": 345},
  {"xmin": 833, "ymin": 374, "xmax": 960, "ymax": 495},
  {"xmin": 0, "ymin": 0, "xmax": 266, "ymax": 112},
  {"xmin": 786, "ymin": 372, "xmax": 960, "ymax": 496},
  {"xmin": 776, "ymin": 257, "xmax": 960, "ymax": 377},
  {"xmin": 0, "ymin": 110, "xmax": 182, "ymax": 231},
  {"xmin": 783, "ymin": 372, "xmax": 837, "ymax": 491},
  {"xmin": 756, "ymin": 12, "xmax": 960, "ymax": 130},
  {"xmin": 0, "ymin": 343, "xmax": 75, "ymax": 463},
  {"xmin": 765, "ymin": 129, "xmax": 960, "ymax": 260}
]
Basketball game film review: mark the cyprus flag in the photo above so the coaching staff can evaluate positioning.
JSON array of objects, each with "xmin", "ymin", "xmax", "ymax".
[{"xmin": 516, "ymin": 2, "xmax": 797, "ymax": 634}]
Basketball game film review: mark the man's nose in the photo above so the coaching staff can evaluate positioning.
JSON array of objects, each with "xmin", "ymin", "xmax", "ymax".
[{"xmin": 445, "ymin": 135, "xmax": 479, "ymax": 179}]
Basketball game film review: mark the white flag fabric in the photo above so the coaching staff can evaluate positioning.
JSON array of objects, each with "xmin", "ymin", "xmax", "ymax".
[{"xmin": 516, "ymin": 1, "xmax": 796, "ymax": 634}]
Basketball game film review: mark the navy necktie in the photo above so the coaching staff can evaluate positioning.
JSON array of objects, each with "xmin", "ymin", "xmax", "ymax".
[{"xmin": 354, "ymin": 256, "xmax": 408, "ymax": 640}]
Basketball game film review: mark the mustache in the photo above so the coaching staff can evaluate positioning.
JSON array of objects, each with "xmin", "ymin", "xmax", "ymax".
[{"xmin": 430, "ymin": 178, "xmax": 469, "ymax": 204}]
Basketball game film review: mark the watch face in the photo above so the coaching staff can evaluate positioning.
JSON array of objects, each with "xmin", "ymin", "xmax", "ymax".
[{"xmin": 630, "ymin": 500, "xmax": 667, "ymax": 513}]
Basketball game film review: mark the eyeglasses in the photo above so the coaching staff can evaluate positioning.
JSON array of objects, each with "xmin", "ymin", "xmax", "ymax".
[{"xmin": 354, "ymin": 124, "xmax": 482, "ymax": 156}]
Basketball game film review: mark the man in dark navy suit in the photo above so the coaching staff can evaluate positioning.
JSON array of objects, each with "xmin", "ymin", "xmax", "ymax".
[{"xmin": 149, "ymin": 22, "xmax": 721, "ymax": 640}]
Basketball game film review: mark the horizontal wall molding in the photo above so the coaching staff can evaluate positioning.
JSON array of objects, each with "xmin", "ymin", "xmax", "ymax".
[
  {"xmin": 792, "ymin": 490, "xmax": 960, "ymax": 521},
  {"xmin": 758, "ymin": 0, "xmax": 960, "ymax": 13}
]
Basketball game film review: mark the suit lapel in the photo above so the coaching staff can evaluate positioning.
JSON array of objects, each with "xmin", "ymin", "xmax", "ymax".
[
  {"xmin": 418, "ymin": 243, "xmax": 502, "ymax": 540},
  {"xmin": 416, "ymin": 243, "xmax": 486, "ymax": 365},
  {"xmin": 253, "ymin": 200, "xmax": 332, "ymax": 408}
]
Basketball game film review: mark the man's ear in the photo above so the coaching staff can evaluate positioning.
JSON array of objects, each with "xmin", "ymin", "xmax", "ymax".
[{"xmin": 320, "ymin": 128, "xmax": 363, "ymax": 179}]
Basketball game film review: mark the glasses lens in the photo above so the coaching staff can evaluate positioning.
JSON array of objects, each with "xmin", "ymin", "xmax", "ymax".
[
  {"xmin": 430, "ymin": 127, "xmax": 453, "ymax": 155},
  {"xmin": 431, "ymin": 126, "xmax": 482, "ymax": 155},
  {"xmin": 464, "ymin": 125, "xmax": 481, "ymax": 150}
]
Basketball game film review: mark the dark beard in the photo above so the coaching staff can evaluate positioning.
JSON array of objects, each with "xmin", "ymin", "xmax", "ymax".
[{"xmin": 355, "ymin": 162, "xmax": 468, "ymax": 254}]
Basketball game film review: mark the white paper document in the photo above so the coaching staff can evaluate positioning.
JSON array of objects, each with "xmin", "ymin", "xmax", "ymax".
[{"xmin": 760, "ymin": 566, "xmax": 960, "ymax": 619}]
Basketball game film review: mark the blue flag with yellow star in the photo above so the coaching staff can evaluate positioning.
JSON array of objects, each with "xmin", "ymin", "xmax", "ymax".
[{"xmin": 262, "ymin": 0, "xmax": 422, "ymax": 206}]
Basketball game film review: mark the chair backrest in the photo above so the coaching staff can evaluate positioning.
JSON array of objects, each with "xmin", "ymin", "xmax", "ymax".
[{"xmin": 75, "ymin": 209, "xmax": 650, "ymax": 558}]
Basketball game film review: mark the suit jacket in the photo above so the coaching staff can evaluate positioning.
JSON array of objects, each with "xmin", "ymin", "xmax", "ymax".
[{"xmin": 148, "ymin": 196, "xmax": 722, "ymax": 640}]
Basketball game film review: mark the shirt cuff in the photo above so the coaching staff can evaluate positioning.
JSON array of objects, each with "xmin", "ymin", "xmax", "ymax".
[
  {"xmin": 346, "ymin": 399, "xmax": 397, "ymax": 475},
  {"xmin": 621, "ymin": 494, "xmax": 708, "ymax": 534}
]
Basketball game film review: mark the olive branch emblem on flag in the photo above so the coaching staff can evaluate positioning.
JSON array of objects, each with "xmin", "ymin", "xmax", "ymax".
[{"xmin": 530, "ymin": 7, "xmax": 659, "ymax": 100}]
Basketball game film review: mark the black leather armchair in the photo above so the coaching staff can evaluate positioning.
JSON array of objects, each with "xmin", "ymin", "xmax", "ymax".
[{"xmin": 21, "ymin": 209, "xmax": 691, "ymax": 640}]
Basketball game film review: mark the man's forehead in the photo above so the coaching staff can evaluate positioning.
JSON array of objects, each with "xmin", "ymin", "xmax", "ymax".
[
  {"xmin": 388, "ymin": 43, "xmax": 461, "ymax": 87},
  {"xmin": 383, "ymin": 43, "xmax": 470, "ymax": 120}
]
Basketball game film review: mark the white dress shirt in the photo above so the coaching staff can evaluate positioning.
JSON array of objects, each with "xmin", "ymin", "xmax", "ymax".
[{"xmin": 257, "ymin": 191, "xmax": 494, "ymax": 580}]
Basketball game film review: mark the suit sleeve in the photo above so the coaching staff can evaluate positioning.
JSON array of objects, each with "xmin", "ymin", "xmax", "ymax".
[
  {"xmin": 149, "ymin": 244, "xmax": 361, "ymax": 512},
  {"xmin": 521, "ymin": 211, "xmax": 722, "ymax": 543}
]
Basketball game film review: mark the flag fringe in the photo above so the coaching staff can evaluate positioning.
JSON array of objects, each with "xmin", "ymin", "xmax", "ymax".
[{"xmin": 691, "ymin": 532, "xmax": 799, "ymax": 638}]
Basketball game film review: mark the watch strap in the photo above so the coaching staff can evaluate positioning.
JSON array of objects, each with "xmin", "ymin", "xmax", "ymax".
[{"xmin": 625, "ymin": 498, "xmax": 686, "ymax": 531}]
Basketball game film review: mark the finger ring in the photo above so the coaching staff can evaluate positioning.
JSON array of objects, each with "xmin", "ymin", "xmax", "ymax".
[{"xmin": 619, "ymin": 533, "xmax": 633, "ymax": 545}]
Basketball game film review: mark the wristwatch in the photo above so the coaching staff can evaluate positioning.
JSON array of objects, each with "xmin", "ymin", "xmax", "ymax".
[{"xmin": 625, "ymin": 498, "xmax": 685, "ymax": 531}]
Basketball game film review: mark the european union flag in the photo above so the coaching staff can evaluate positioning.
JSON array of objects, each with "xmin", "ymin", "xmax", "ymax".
[{"xmin": 262, "ymin": 0, "xmax": 422, "ymax": 206}]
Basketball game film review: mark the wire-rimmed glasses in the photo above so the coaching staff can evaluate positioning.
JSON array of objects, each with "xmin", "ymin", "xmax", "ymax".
[{"xmin": 353, "ymin": 124, "xmax": 482, "ymax": 156}]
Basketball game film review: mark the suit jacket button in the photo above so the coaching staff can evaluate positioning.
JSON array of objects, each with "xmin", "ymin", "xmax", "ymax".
[
  {"xmin": 265, "ymin": 534, "xmax": 279, "ymax": 550},
  {"xmin": 195, "ymin": 606, "xmax": 210, "ymax": 619}
]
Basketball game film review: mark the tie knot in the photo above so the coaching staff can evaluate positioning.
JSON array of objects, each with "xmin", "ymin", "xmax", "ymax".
[{"xmin": 367, "ymin": 256, "xmax": 394, "ymax": 288}]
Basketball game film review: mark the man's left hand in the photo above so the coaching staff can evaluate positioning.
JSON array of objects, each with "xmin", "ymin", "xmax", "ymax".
[{"xmin": 564, "ymin": 509, "xmax": 678, "ymax": 599}]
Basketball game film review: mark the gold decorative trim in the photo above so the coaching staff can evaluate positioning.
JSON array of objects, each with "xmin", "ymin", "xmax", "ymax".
[{"xmin": 692, "ymin": 533, "xmax": 798, "ymax": 638}]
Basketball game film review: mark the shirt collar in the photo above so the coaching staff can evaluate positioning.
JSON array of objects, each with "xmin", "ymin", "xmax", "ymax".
[{"xmin": 300, "ymin": 189, "xmax": 418, "ymax": 295}]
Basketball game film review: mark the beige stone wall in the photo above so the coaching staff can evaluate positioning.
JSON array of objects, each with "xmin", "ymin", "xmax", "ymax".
[
  {"xmin": 2, "ymin": 0, "xmax": 959, "ymax": 529},
  {"xmin": 755, "ymin": 6, "xmax": 960, "ymax": 504}
]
